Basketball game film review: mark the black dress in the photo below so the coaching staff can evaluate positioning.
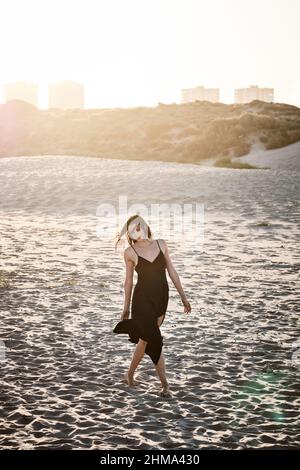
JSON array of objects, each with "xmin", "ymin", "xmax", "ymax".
[{"xmin": 113, "ymin": 239, "xmax": 169, "ymax": 365}]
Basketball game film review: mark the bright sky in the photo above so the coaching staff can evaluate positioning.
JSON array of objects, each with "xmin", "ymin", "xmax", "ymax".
[{"xmin": 0, "ymin": 0, "xmax": 299, "ymax": 109}]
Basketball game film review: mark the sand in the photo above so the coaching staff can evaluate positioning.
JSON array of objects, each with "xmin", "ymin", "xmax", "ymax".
[
  {"xmin": 232, "ymin": 140, "xmax": 300, "ymax": 170},
  {"xmin": 0, "ymin": 152, "xmax": 299, "ymax": 449}
]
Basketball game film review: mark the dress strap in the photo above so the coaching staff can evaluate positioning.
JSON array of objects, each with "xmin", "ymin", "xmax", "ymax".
[
  {"xmin": 156, "ymin": 239, "xmax": 162, "ymax": 252},
  {"xmin": 131, "ymin": 243, "xmax": 138, "ymax": 255}
]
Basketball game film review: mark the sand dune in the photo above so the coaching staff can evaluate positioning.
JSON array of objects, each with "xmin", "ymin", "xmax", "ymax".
[
  {"xmin": 231, "ymin": 140, "xmax": 300, "ymax": 170},
  {"xmin": 0, "ymin": 155, "xmax": 299, "ymax": 449}
]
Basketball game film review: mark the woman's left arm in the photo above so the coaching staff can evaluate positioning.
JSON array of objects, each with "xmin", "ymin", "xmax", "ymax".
[{"xmin": 161, "ymin": 239, "xmax": 192, "ymax": 314}]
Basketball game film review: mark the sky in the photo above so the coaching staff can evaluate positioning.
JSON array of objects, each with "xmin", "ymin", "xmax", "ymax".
[{"xmin": 0, "ymin": 0, "xmax": 299, "ymax": 108}]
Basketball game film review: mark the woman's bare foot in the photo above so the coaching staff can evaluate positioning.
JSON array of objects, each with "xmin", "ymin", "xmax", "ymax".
[
  {"xmin": 123, "ymin": 371, "xmax": 138, "ymax": 386},
  {"xmin": 159, "ymin": 382, "xmax": 172, "ymax": 397}
]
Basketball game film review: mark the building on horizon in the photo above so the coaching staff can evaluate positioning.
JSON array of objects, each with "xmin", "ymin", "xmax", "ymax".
[
  {"xmin": 48, "ymin": 80, "xmax": 85, "ymax": 109},
  {"xmin": 234, "ymin": 85, "xmax": 274, "ymax": 104},
  {"xmin": 4, "ymin": 80, "xmax": 39, "ymax": 106},
  {"xmin": 181, "ymin": 85, "xmax": 220, "ymax": 103}
]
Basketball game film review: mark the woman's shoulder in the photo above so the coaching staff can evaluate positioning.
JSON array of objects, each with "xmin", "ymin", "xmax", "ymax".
[
  {"xmin": 124, "ymin": 244, "xmax": 137, "ymax": 261},
  {"xmin": 123, "ymin": 245, "xmax": 138, "ymax": 268},
  {"xmin": 157, "ymin": 238, "xmax": 168, "ymax": 251},
  {"xmin": 124, "ymin": 244, "xmax": 136, "ymax": 254}
]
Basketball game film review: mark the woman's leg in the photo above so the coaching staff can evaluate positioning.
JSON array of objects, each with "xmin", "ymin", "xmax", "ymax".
[
  {"xmin": 124, "ymin": 338, "xmax": 147, "ymax": 385},
  {"xmin": 154, "ymin": 314, "xmax": 171, "ymax": 396}
]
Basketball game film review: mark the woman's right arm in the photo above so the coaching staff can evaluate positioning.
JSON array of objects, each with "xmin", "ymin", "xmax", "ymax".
[{"xmin": 120, "ymin": 248, "xmax": 135, "ymax": 320}]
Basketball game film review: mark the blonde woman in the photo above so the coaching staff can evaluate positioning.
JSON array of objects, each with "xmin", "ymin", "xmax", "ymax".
[{"xmin": 113, "ymin": 214, "xmax": 191, "ymax": 397}]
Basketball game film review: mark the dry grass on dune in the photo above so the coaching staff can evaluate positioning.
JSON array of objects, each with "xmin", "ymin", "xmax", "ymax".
[{"xmin": 1, "ymin": 99, "xmax": 300, "ymax": 163}]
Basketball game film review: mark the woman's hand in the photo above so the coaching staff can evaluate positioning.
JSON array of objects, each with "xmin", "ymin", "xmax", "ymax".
[
  {"xmin": 120, "ymin": 309, "xmax": 130, "ymax": 321},
  {"xmin": 181, "ymin": 296, "xmax": 192, "ymax": 314}
]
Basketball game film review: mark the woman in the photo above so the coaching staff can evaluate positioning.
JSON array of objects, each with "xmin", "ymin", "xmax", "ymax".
[{"xmin": 113, "ymin": 214, "xmax": 192, "ymax": 397}]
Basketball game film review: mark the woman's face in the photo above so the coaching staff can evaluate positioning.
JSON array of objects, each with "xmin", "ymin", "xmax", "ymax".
[{"xmin": 128, "ymin": 218, "xmax": 148, "ymax": 241}]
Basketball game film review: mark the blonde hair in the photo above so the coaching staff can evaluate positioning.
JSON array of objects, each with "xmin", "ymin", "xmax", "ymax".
[{"xmin": 114, "ymin": 214, "xmax": 152, "ymax": 252}]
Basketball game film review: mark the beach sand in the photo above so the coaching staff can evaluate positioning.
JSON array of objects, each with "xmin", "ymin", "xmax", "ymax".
[
  {"xmin": 232, "ymin": 140, "xmax": 300, "ymax": 170},
  {"xmin": 0, "ymin": 152, "xmax": 299, "ymax": 449}
]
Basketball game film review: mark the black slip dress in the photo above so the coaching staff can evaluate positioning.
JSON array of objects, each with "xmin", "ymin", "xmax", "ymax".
[{"xmin": 113, "ymin": 239, "xmax": 169, "ymax": 365}]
